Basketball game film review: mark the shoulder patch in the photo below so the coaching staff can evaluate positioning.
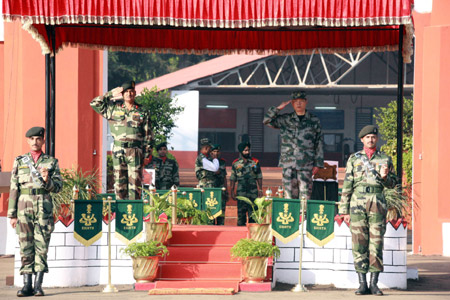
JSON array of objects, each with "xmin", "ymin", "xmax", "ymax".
[
  {"xmin": 251, "ymin": 157, "xmax": 259, "ymax": 163},
  {"xmin": 232, "ymin": 158, "xmax": 239, "ymax": 165}
]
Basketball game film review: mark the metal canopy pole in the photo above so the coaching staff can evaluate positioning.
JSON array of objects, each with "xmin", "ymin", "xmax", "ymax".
[
  {"xmin": 45, "ymin": 25, "xmax": 56, "ymax": 157},
  {"xmin": 396, "ymin": 25, "xmax": 405, "ymax": 186},
  {"xmin": 45, "ymin": 54, "xmax": 51, "ymax": 153}
]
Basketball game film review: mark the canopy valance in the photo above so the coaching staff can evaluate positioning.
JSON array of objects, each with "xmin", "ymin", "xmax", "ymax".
[{"xmin": 3, "ymin": 0, "xmax": 414, "ymax": 61}]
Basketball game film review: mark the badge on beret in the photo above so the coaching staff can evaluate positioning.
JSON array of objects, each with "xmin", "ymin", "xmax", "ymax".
[{"xmin": 358, "ymin": 125, "xmax": 378, "ymax": 138}]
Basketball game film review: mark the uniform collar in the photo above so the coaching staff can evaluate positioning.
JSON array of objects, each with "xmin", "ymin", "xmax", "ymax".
[{"xmin": 290, "ymin": 110, "xmax": 310, "ymax": 121}]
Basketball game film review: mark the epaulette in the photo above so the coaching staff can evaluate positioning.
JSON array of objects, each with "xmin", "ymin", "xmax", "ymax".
[
  {"xmin": 232, "ymin": 158, "xmax": 239, "ymax": 165},
  {"xmin": 251, "ymin": 157, "xmax": 259, "ymax": 163}
]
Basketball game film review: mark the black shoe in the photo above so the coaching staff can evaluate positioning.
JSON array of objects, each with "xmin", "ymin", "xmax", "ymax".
[
  {"xmin": 33, "ymin": 272, "xmax": 45, "ymax": 296},
  {"xmin": 355, "ymin": 272, "xmax": 370, "ymax": 295},
  {"xmin": 370, "ymin": 272, "xmax": 384, "ymax": 296},
  {"xmin": 17, "ymin": 274, "xmax": 34, "ymax": 297}
]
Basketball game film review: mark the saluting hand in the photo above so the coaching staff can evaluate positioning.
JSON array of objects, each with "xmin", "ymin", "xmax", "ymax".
[
  {"xmin": 111, "ymin": 87, "xmax": 124, "ymax": 100},
  {"xmin": 380, "ymin": 164, "xmax": 388, "ymax": 179},
  {"xmin": 40, "ymin": 167, "xmax": 49, "ymax": 183},
  {"xmin": 277, "ymin": 100, "xmax": 291, "ymax": 110}
]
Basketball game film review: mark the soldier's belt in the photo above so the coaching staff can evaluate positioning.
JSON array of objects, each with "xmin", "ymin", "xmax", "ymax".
[
  {"xmin": 355, "ymin": 186, "xmax": 384, "ymax": 194},
  {"xmin": 21, "ymin": 188, "xmax": 48, "ymax": 195},
  {"xmin": 114, "ymin": 140, "xmax": 143, "ymax": 148}
]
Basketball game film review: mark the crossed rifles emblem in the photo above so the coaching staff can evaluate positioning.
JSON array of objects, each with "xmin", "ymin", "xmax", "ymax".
[
  {"xmin": 311, "ymin": 204, "xmax": 329, "ymax": 226},
  {"xmin": 121, "ymin": 204, "xmax": 138, "ymax": 226},
  {"xmin": 277, "ymin": 203, "xmax": 294, "ymax": 225},
  {"xmin": 80, "ymin": 204, "xmax": 97, "ymax": 226}
]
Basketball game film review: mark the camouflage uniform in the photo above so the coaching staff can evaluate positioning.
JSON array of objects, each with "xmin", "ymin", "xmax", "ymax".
[
  {"xmin": 230, "ymin": 156, "xmax": 262, "ymax": 226},
  {"xmin": 263, "ymin": 108, "xmax": 323, "ymax": 199},
  {"xmin": 91, "ymin": 90, "xmax": 153, "ymax": 200},
  {"xmin": 195, "ymin": 153, "xmax": 216, "ymax": 188},
  {"xmin": 8, "ymin": 153, "xmax": 62, "ymax": 274},
  {"xmin": 157, "ymin": 157, "xmax": 180, "ymax": 190},
  {"xmin": 338, "ymin": 150, "xmax": 397, "ymax": 273},
  {"xmin": 214, "ymin": 158, "xmax": 228, "ymax": 225}
]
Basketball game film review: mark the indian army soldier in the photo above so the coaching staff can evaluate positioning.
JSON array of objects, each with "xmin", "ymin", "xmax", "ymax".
[
  {"xmin": 339, "ymin": 125, "xmax": 397, "ymax": 296},
  {"xmin": 263, "ymin": 90, "xmax": 323, "ymax": 199},
  {"xmin": 211, "ymin": 144, "xmax": 228, "ymax": 225},
  {"xmin": 195, "ymin": 138, "xmax": 219, "ymax": 188},
  {"xmin": 8, "ymin": 127, "xmax": 62, "ymax": 297},
  {"xmin": 230, "ymin": 142, "xmax": 263, "ymax": 226},
  {"xmin": 91, "ymin": 81, "xmax": 153, "ymax": 200},
  {"xmin": 155, "ymin": 142, "xmax": 179, "ymax": 190}
]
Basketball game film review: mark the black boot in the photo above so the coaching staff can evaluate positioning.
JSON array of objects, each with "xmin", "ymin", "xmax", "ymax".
[
  {"xmin": 17, "ymin": 274, "xmax": 34, "ymax": 297},
  {"xmin": 33, "ymin": 272, "xmax": 45, "ymax": 296},
  {"xmin": 369, "ymin": 272, "xmax": 383, "ymax": 296},
  {"xmin": 355, "ymin": 272, "xmax": 369, "ymax": 295}
]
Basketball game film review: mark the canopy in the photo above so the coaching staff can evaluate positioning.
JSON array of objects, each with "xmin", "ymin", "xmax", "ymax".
[{"xmin": 3, "ymin": 0, "xmax": 414, "ymax": 61}]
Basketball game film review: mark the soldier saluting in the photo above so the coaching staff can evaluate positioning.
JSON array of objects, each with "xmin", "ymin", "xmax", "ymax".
[
  {"xmin": 263, "ymin": 90, "xmax": 323, "ymax": 199},
  {"xmin": 339, "ymin": 125, "xmax": 398, "ymax": 296},
  {"xmin": 8, "ymin": 127, "xmax": 62, "ymax": 297},
  {"xmin": 91, "ymin": 81, "xmax": 153, "ymax": 200}
]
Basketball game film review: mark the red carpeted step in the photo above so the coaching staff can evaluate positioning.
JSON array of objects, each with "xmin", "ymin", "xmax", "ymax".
[
  {"xmin": 158, "ymin": 263, "xmax": 241, "ymax": 280},
  {"xmin": 155, "ymin": 280, "xmax": 240, "ymax": 291},
  {"xmin": 169, "ymin": 225, "xmax": 247, "ymax": 245},
  {"xmin": 162, "ymin": 246, "xmax": 233, "ymax": 262}
]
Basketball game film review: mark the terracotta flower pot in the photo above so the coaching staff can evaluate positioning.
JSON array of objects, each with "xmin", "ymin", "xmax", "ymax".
[
  {"xmin": 247, "ymin": 223, "xmax": 272, "ymax": 242},
  {"xmin": 145, "ymin": 222, "xmax": 170, "ymax": 244},
  {"xmin": 242, "ymin": 256, "xmax": 268, "ymax": 283},
  {"xmin": 131, "ymin": 256, "xmax": 159, "ymax": 282}
]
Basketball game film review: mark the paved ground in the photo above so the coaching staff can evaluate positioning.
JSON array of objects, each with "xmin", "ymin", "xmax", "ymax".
[{"xmin": 1, "ymin": 254, "xmax": 450, "ymax": 299}]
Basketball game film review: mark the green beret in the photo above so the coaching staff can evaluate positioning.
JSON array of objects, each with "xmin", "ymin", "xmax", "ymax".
[
  {"xmin": 200, "ymin": 138, "xmax": 211, "ymax": 146},
  {"xmin": 291, "ymin": 90, "xmax": 307, "ymax": 100},
  {"xmin": 25, "ymin": 127, "xmax": 45, "ymax": 138},
  {"xmin": 121, "ymin": 81, "xmax": 136, "ymax": 91},
  {"xmin": 211, "ymin": 144, "xmax": 221, "ymax": 151},
  {"xmin": 358, "ymin": 125, "xmax": 379, "ymax": 138},
  {"xmin": 237, "ymin": 142, "xmax": 250, "ymax": 153}
]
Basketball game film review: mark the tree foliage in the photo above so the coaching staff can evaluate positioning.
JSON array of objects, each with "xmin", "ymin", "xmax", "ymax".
[
  {"xmin": 374, "ymin": 97, "xmax": 413, "ymax": 184},
  {"xmin": 108, "ymin": 51, "xmax": 216, "ymax": 89},
  {"xmin": 135, "ymin": 87, "xmax": 184, "ymax": 146}
]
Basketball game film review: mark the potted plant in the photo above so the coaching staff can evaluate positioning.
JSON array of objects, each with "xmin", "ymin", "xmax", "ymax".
[
  {"xmin": 142, "ymin": 189, "xmax": 173, "ymax": 244},
  {"xmin": 121, "ymin": 240, "xmax": 169, "ymax": 283},
  {"xmin": 230, "ymin": 238, "xmax": 280, "ymax": 283},
  {"xmin": 51, "ymin": 167, "xmax": 100, "ymax": 226},
  {"xmin": 384, "ymin": 184, "xmax": 410, "ymax": 221},
  {"xmin": 236, "ymin": 196, "xmax": 273, "ymax": 242}
]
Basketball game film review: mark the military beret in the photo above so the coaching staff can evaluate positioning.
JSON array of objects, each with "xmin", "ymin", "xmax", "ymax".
[
  {"xmin": 291, "ymin": 90, "xmax": 307, "ymax": 100},
  {"xmin": 237, "ymin": 142, "xmax": 251, "ymax": 153},
  {"xmin": 200, "ymin": 138, "xmax": 211, "ymax": 146},
  {"xmin": 121, "ymin": 81, "xmax": 136, "ymax": 91},
  {"xmin": 211, "ymin": 144, "xmax": 221, "ymax": 151},
  {"xmin": 25, "ymin": 127, "xmax": 45, "ymax": 138},
  {"xmin": 156, "ymin": 142, "xmax": 167, "ymax": 151},
  {"xmin": 358, "ymin": 125, "xmax": 379, "ymax": 138}
]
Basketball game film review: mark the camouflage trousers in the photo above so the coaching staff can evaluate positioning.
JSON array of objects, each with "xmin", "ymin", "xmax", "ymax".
[
  {"xmin": 237, "ymin": 194, "xmax": 256, "ymax": 226},
  {"xmin": 112, "ymin": 147, "xmax": 144, "ymax": 200},
  {"xmin": 350, "ymin": 193, "xmax": 387, "ymax": 273},
  {"xmin": 215, "ymin": 190, "xmax": 228, "ymax": 226},
  {"xmin": 17, "ymin": 196, "xmax": 54, "ymax": 274},
  {"xmin": 282, "ymin": 167, "xmax": 313, "ymax": 200}
]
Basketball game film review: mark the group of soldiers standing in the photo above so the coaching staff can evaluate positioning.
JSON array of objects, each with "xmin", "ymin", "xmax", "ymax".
[{"xmin": 7, "ymin": 80, "xmax": 397, "ymax": 296}]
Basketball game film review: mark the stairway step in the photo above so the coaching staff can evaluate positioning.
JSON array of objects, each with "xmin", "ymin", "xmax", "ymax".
[
  {"xmin": 163, "ymin": 246, "xmax": 233, "ymax": 262},
  {"xmin": 170, "ymin": 225, "xmax": 247, "ymax": 245},
  {"xmin": 158, "ymin": 263, "xmax": 241, "ymax": 280},
  {"xmin": 155, "ymin": 280, "xmax": 240, "ymax": 291}
]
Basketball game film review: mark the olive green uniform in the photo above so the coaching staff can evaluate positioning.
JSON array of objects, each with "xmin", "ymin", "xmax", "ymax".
[
  {"xmin": 91, "ymin": 90, "xmax": 153, "ymax": 200},
  {"xmin": 8, "ymin": 153, "xmax": 62, "ymax": 274}
]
